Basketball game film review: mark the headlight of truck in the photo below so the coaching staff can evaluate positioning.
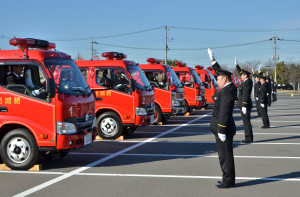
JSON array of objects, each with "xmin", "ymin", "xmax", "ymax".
[
  {"xmin": 172, "ymin": 100, "xmax": 181, "ymax": 107},
  {"xmin": 57, "ymin": 122, "xmax": 77, "ymax": 135},
  {"xmin": 135, "ymin": 107, "xmax": 147, "ymax": 116},
  {"xmin": 92, "ymin": 117, "xmax": 96, "ymax": 128},
  {"xmin": 196, "ymin": 95, "xmax": 203, "ymax": 101}
]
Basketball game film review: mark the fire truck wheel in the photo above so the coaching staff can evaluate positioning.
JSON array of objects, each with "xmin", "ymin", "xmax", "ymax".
[
  {"xmin": 183, "ymin": 100, "xmax": 190, "ymax": 115},
  {"xmin": 97, "ymin": 112, "xmax": 123, "ymax": 139},
  {"xmin": 154, "ymin": 105, "xmax": 163, "ymax": 125},
  {"xmin": 0, "ymin": 129, "xmax": 40, "ymax": 170}
]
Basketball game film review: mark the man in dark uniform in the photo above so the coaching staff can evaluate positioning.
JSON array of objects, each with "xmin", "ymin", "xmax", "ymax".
[
  {"xmin": 208, "ymin": 48, "xmax": 237, "ymax": 189},
  {"xmin": 259, "ymin": 74, "xmax": 270, "ymax": 128},
  {"xmin": 235, "ymin": 58, "xmax": 253, "ymax": 143},
  {"xmin": 3, "ymin": 65, "xmax": 26, "ymax": 85},
  {"xmin": 271, "ymin": 80, "xmax": 276, "ymax": 102},
  {"xmin": 266, "ymin": 77, "xmax": 271, "ymax": 106},
  {"xmin": 253, "ymin": 73, "xmax": 261, "ymax": 118},
  {"xmin": 273, "ymin": 82, "xmax": 277, "ymax": 101}
]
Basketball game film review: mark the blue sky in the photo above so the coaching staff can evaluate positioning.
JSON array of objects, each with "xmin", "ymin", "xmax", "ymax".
[{"xmin": 1, "ymin": 0, "xmax": 299, "ymax": 69}]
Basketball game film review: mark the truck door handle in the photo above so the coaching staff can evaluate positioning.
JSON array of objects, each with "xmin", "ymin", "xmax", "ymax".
[
  {"xmin": 95, "ymin": 97, "xmax": 102, "ymax": 101},
  {"xmin": 0, "ymin": 106, "xmax": 8, "ymax": 112}
]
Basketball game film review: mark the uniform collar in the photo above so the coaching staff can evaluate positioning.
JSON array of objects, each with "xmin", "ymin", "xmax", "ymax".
[
  {"xmin": 243, "ymin": 78, "xmax": 249, "ymax": 82},
  {"xmin": 222, "ymin": 82, "xmax": 232, "ymax": 89}
]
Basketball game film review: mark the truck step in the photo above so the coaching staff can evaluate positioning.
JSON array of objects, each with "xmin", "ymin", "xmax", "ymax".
[{"xmin": 0, "ymin": 164, "xmax": 42, "ymax": 171}]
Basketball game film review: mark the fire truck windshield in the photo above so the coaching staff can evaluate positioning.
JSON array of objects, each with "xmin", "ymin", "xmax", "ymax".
[
  {"xmin": 191, "ymin": 69, "xmax": 203, "ymax": 86},
  {"xmin": 205, "ymin": 69, "xmax": 219, "ymax": 90},
  {"xmin": 44, "ymin": 58, "xmax": 91, "ymax": 95},
  {"xmin": 127, "ymin": 65, "xmax": 152, "ymax": 90},
  {"xmin": 165, "ymin": 68, "xmax": 182, "ymax": 87}
]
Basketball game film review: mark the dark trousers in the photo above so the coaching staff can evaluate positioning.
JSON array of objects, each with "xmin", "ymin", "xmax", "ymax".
[
  {"xmin": 240, "ymin": 109, "xmax": 253, "ymax": 141},
  {"xmin": 255, "ymin": 98, "xmax": 261, "ymax": 117},
  {"xmin": 260, "ymin": 104, "xmax": 270, "ymax": 127},
  {"xmin": 272, "ymin": 93, "xmax": 276, "ymax": 102},
  {"xmin": 267, "ymin": 94, "xmax": 271, "ymax": 106},
  {"xmin": 215, "ymin": 135, "xmax": 235, "ymax": 186}
]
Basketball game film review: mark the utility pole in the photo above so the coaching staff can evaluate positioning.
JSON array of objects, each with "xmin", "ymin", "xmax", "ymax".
[
  {"xmin": 91, "ymin": 37, "xmax": 93, "ymax": 60},
  {"xmin": 164, "ymin": 26, "xmax": 169, "ymax": 64},
  {"xmin": 271, "ymin": 34, "xmax": 279, "ymax": 82}
]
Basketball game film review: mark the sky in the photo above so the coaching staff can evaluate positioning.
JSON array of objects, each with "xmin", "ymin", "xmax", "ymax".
[{"xmin": 1, "ymin": 0, "xmax": 300, "ymax": 70}]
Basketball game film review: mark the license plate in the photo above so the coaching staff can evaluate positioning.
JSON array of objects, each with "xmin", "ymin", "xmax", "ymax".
[
  {"xmin": 150, "ymin": 115, "xmax": 154, "ymax": 124},
  {"xmin": 84, "ymin": 133, "xmax": 92, "ymax": 146}
]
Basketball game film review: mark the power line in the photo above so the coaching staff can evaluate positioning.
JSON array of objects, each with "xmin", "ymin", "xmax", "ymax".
[
  {"xmin": 169, "ymin": 26, "xmax": 300, "ymax": 32},
  {"xmin": 94, "ymin": 39, "xmax": 270, "ymax": 51},
  {"xmin": 279, "ymin": 39, "xmax": 300, "ymax": 42}
]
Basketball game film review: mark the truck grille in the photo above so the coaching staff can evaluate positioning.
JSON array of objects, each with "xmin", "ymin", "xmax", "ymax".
[{"xmin": 64, "ymin": 114, "xmax": 94, "ymax": 133}]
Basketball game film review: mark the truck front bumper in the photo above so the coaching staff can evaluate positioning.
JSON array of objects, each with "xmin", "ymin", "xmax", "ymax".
[
  {"xmin": 172, "ymin": 106, "xmax": 185, "ymax": 115},
  {"xmin": 135, "ymin": 114, "xmax": 155, "ymax": 126},
  {"xmin": 56, "ymin": 127, "xmax": 98, "ymax": 150}
]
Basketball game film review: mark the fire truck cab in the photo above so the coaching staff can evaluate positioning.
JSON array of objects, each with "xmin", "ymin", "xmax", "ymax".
[
  {"xmin": 172, "ymin": 62, "xmax": 206, "ymax": 114},
  {"xmin": 76, "ymin": 52, "xmax": 155, "ymax": 139},
  {"xmin": 0, "ymin": 38, "xmax": 97, "ymax": 170},
  {"xmin": 139, "ymin": 58, "xmax": 185, "ymax": 124},
  {"xmin": 194, "ymin": 65, "xmax": 219, "ymax": 105}
]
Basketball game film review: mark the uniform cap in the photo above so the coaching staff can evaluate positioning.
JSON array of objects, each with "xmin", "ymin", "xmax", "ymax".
[
  {"xmin": 239, "ymin": 69, "xmax": 251, "ymax": 75},
  {"xmin": 215, "ymin": 67, "xmax": 232, "ymax": 76}
]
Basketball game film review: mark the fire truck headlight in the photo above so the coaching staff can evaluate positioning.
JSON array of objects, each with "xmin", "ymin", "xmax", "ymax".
[
  {"xmin": 172, "ymin": 100, "xmax": 181, "ymax": 107},
  {"xmin": 92, "ymin": 117, "xmax": 96, "ymax": 128},
  {"xmin": 57, "ymin": 122, "xmax": 77, "ymax": 135},
  {"xmin": 135, "ymin": 107, "xmax": 147, "ymax": 116},
  {"xmin": 196, "ymin": 95, "xmax": 203, "ymax": 101}
]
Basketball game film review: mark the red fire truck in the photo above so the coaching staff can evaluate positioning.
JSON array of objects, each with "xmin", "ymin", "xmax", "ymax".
[
  {"xmin": 172, "ymin": 62, "xmax": 206, "ymax": 114},
  {"xmin": 76, "ymin": 52, "xmax": 155, "ymax": 139},
  {"xmin": 0, "ymin": 38, "xmax": 97, "ymax": 170},
  {"xmin": 194, "ymin": 65, "xmax": 219, "ymax": 105},
  {"xmin": 139, "ymin": 58, "xmax": 185, "ymax": 124}
]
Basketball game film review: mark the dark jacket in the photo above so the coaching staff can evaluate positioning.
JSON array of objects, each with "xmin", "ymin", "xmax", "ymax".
[
  {"xmin": 259, "ymin": 82, "xmax": 269, "ymax": 105},
  {"xmin": 266, "ymin": 81, "xmax": 271, "ymax": 94},
  {"xmin": 210, "ymin": 82, "xmax": 237, "ymax": 137},
  {"xmin": 237, "ymin": 78, "xmax": 253, "ymax": 109},
  {"xmin": 254, "ymin": 81, "xmax": 261, "ymax": 98},
  {"xmin": 3, "ymin": 72, "xmax": 26, "ymax": 85}
]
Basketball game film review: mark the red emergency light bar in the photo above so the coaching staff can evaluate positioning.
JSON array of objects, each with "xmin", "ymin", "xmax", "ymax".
[
  {"xmin": 195, "ymin": 65, "xmax": 204, "ymax": 70},
  {"xmin": 102, "ymin": 52, "xmax": 127, "ymax": 60},
  {"xmin": 207, "ymin": 67, "xmax": 213, "ymax": 71},
  {"xmin": 147, "ymin": 58, "xmax": 163, "ymax": 64},
  {"xmin": 175, "ymin": 62, "xmax": 186, "ymax": 67},
  {"xmin": 9, "ymin": 38, "xmax": 56, "ymax": 49}
]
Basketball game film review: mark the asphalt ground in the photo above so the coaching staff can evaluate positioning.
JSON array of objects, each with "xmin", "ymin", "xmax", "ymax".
[{"xmin": 1, "ymin": 95, "xmax": 300, "ymax": 197}]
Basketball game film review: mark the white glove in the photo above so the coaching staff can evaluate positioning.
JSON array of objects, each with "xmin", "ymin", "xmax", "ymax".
[
  {"xmin": 267, "ymin": 93, "xmax": 269, "ymax": 95},
  {"xmin": 255, "ymin": 97, "xmax": 258, "ymax": 100},
  {"xmin": 218, "ymin": 133, "xmax": 226, "ymax": 142},
  {"xmin": 235, "ymin": 57, "xmax": 238, "ymax": 65},
  {"xmin": 272, "ymin": 91, "xmax": 273, "ymax": 94},
  {"xmin": 258, "ymin": 65, "xmax": 262, "ymax": 73},
  {"xmin": 207, "ymin": 48, "xmax": 215, "ymax": 60},
  {"xmin": 252, "ymin": 67, "xmax": 254, "ymax": 73},
  {"xmin": 32, "ymin": 90, "xmax": 41, "ymax": 96},
  {"xmin": 242, "ymin": 107, "xmax": 247, "ymax": 114},
  {"xmin": 260, "ymin": 103, "xmax": 265, "ymax": 108}
]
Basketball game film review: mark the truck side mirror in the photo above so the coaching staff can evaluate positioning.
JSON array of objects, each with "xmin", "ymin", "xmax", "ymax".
[
  {"xmin": 129, "ymin": 79, "xmax": 136, "ymax": 92},
  {"xmin": 46, "ymin": 78, "xmax": 56, "ymax": 98}
]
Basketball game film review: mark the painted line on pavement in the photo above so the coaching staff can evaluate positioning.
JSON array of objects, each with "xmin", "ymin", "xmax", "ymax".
[{"xmin": 13, "ymin": 112, "xmax": 212, "ymax": 197}]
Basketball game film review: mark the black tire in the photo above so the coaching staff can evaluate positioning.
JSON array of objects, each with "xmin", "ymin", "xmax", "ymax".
[
  {"xmin": 161, "ymin": 115, "xmax": 170, "ymax": 122},
  {"xmin": 97, "ymin": 112, "xmax": 123, "ymax": 139},
  {"xmin": 41, "ymin": 152, "xmax": 69, "ymax": 160},
  {"xmin": 123, "ymin": 127, "xmax": 137, "ymax": 135},
  {"xmin": 0, "ymin": 129, "xmax": 40, "ymax": 170},
  {"xmin": 153, "ymin": 104, "xmax": 163, "ymax": 125},
  {"xmin": 182, "ymin": 100, "xmax": 190, "ymax": 115}
]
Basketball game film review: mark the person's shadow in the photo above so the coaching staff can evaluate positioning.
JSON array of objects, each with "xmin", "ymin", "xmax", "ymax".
[{"xmin": 235, "ymin": 171, "xmax": 300, "ymax": 187}]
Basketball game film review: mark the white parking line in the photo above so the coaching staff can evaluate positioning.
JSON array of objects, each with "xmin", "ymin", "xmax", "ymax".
[
  {"xmin": 134, "ymin": 131, "xmax": 300, "ymax": 135},
  {"xmin": 95, "ymin": 140, "xmax": 300, "ymax": 145},
  {"xmin": 2, "ymin": 171, "xmax": 300, "ymax": 182},
  {"xmin": 13, "ymin": 112, "xmax": 212, "ymax": 197}
]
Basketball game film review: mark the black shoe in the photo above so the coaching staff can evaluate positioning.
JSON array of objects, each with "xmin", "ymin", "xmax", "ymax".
[
  {"xmin": 242, "ymin": 140, "xmax": 253, "ymax": 143},
  {"xmin": 260, "ymin": 126, "xmax": 270, "ymax": 129},
  {"xmin": 216, "ymin": 183, "xmax": 235, "ymax": 189}
]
